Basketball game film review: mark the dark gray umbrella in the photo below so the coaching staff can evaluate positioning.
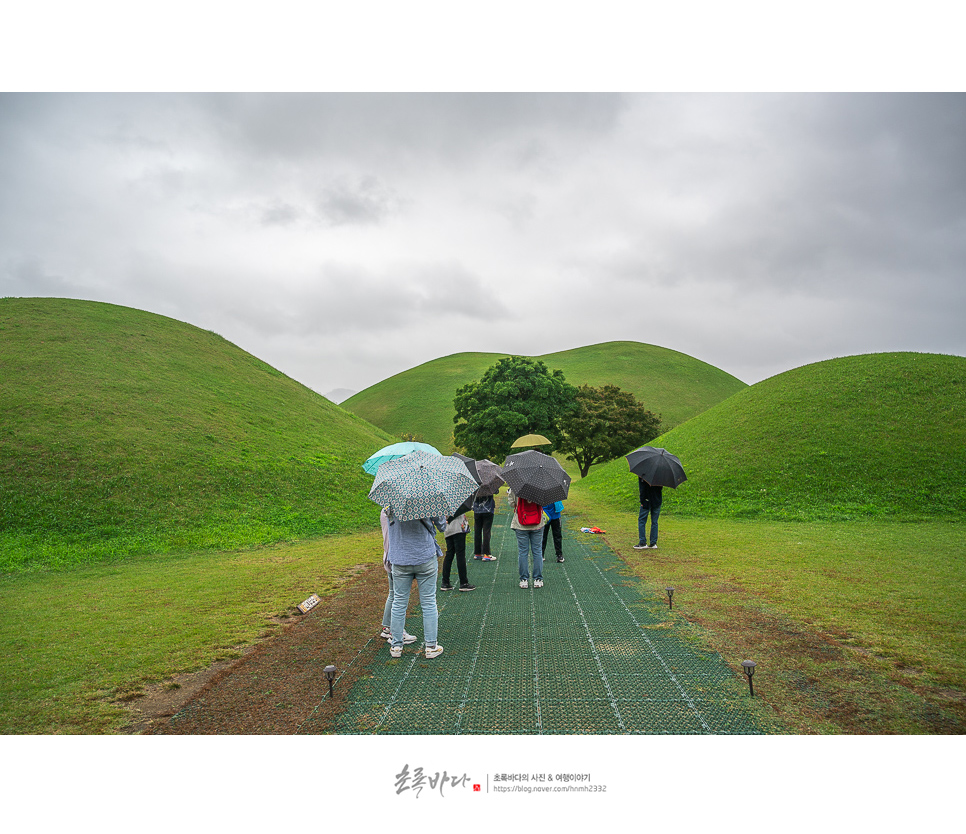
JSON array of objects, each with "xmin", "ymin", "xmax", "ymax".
[
  {"xmin": 452, "ymin": 453, "xmax": 481, "ymax": 484},
  {"xmin": 625, "ymin": 446, "xmax": 687, "ymax": 488},
  {"xmin": 502, "ymin": 450, "xmax": 571, "ymax": 505},
  {"xmin": 474, "ymin": 459, "xmax": 505, "ymax": 496}
]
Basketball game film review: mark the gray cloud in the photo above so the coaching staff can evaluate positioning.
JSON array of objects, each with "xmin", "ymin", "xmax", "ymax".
[{"xmin": 1, "ymin": 93, "xmax": 963, "ymax": 395}]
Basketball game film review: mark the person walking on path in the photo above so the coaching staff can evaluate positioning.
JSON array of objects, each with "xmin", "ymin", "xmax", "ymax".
[
  {"xmin": 471, "ymin": 491, "xmax": 497, "ymax": 561},
  {"xmin": 541, "ymin": 500, "xmax": 565, "ymax": 563},
  {"xmin": 508, "ymin": 487, "xmax": 546, "ymax": 588},
  {"xmin": 385, "ymin": 514, "xmax": 446, "ymax": 658},
  {"xmin": 379, "ymin": 508, "xmax": 417, "ymax": 645},
  {"xmin": 634, "ymin": 478, "xmax": 663, "ymax": 549},
  {"xmin": 442, "ymin": 512, "xmax": 475, "ymax": 592}
]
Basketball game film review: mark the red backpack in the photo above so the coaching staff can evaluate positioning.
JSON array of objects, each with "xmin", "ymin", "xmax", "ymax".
[{"xmin": 516, "ymin": 497, "xmax": 543, "ymax": 525}]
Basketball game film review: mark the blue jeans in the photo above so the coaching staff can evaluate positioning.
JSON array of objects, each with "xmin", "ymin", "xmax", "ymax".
[
  {"xmin": 390, "ymin": 558, "xmax": 439, "ymax": 648},
  {"xmin": 381, "ymin": 570, "xmax": 393, "ymax": 628},
  {"xmin": 638, "ymin": 501, "xmax": 661, "ymax": 546},
  {"xmin": 515, "ymin": 528, "xmax": 544, "ymax": 581}
]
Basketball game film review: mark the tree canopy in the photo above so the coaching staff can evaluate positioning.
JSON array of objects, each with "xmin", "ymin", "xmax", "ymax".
[
  {"xmin": 453, "ymin": 356, "xmax": 576, "ymax": 462},
  {"xmin": 557, "ymin": 384, "xmax": 662, "ymax": 477}
]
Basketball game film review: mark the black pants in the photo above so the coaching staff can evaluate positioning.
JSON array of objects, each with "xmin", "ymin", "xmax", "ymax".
[
  {"xmin": 473, "ymin": 512, "xmax": 494, "ymax": 556},
  {"xmin": 443, "ymin": 532, "xmax": 468, "ymax": 585},
  {"xmin": 542, "ymin": 517, "xmax": 562, "ymax": 557}
]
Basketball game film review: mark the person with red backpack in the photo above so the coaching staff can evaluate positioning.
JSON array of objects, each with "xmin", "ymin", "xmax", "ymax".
[{"xmin": 508, "ymin": 487, "xmax": 546, "ymax": 589}]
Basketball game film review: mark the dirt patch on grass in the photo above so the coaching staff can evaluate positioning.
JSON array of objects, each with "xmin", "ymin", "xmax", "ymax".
[
  {"xmin": 123, "ymin": 540, "xmax": 965, "ymax": 735},
  {"xmin": 617, "ymin": 542, "xmax": 966, "ymax": 735},
  {"xmin": 126, "ymin": 563, "xmax": 388, "ymax": 734}
]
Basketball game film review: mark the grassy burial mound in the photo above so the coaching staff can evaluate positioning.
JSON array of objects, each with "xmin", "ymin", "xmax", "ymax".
[
  {"xmin": 344, "ymin": 341, "xmax": 748, "ymax": 453},
  {"xmin": 0, "ymin": 298, "xmax": 392, "ymax": 571},
  {"xmin": 581, "ymin": 352, "xmax": 966, "ymax": 521},
  {"xmin": 343, "ymin": 351, "xmax": 510, "ymax": 452}
]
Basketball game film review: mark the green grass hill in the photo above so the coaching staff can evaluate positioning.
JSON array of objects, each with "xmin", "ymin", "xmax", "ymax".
[
  {"xmin": 0, "ymin": 298, "xmax": 393, "ymax": 572},
  {"xmin": 579, "ymin": 352, "xmax": 966, "ymax": 521},
  {"xmin": 343, "ymin": 341, "xmax": 748, "ymax": 452}
]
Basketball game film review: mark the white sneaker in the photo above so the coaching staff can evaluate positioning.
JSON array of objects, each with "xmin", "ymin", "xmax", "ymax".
[
  {"xmin": 381, "ymin": 627, "xmax": 416, "ymax": 644},
  {"xmin": 534, "ymin": 579, "xmax": 544, "ymax": 588},
  {"xmin": 425, "ymin": 644, "xmax": 444, "ymax": 659},
  {"xmin": 389, "ymin": 645, "xmax": 403, "ymax": 658},
  {"xmin": 520, "ymin": 579, "xmax": 529, "ymax": 589}
]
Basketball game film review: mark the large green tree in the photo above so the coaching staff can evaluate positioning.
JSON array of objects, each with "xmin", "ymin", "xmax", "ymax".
[
  {"xmin": 557, "ymin": 384, "xmax": 662, "ymax": 477},
  {"xmin": 453, "ymin": 356, "xmax": 576, "ymax": 461}
]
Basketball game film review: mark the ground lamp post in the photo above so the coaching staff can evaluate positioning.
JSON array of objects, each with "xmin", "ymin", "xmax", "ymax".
[
  {"xmin": 741, "ymin": 660, "xmax": 756, "ymax": 697},
  {"xmin": 665, "ymin": 587, "xmax": 675, "ymax": 611},
  {"xmin": 324, "ymin": 665, "xmax": 336, "ymax": 699}
]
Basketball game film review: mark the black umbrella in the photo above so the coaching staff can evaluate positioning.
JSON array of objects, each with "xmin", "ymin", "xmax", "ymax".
[
  {"xmin": 625, "ymin": 446, "xmax": 687, "ymax": 488},
  {"xmin": 452, "ymin": 453, "xmax": 481, "ymax": 484},
  {"xmin": 449, "ymin": 454, "xmax": 480, "ymax": 514},
  {"xmin": 502, "ymin": 449, "xmax": 571, "ymax": 505}
]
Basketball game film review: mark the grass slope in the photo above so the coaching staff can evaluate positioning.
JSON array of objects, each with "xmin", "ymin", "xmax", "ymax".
[
  {"xmin": 582, "ymin": 352, "xmax": 966, "ymax": 521},
  {"xmin": 343, "ymin": 341, "xmax": 747, "ymax": 452},
  {"xmin": 343, "ymin": 351, "xmax": 510, "ymax": 451},
  {"xmin": 0, "ymin": 298, "xmax": 393, "ymax": 572}
]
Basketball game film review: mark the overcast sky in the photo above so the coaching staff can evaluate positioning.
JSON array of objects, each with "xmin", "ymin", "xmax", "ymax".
[{"xmin": 2, "ymin": 91, "xmax": 964, "ymax": 397}]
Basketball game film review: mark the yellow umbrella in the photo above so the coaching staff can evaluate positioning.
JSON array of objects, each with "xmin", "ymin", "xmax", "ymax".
[{"xmin": 511, "ymin": 433, "xmax": 552, "ymax": 448}]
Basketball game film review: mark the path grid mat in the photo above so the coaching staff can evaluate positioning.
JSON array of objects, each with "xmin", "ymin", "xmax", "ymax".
[{"xmin": 301, "ymin": 512, "xmax": 771, "ymax": 735}]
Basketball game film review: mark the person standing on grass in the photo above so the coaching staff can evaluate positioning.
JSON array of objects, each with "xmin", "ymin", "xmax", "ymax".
[
  {"xmin": 385, "ymin": 513, "xmax": 446, "ymax": 659},
  {"xmin": 541, "ymin": 500, "xmax": 564, "ymax": 563},
  {"xmin": 472, "ymin": 490, "xmax": 497, "ymax": 562},
  {"xmin": 441, "ymin": 511, "xmax": 475, "ymax": 592},
  {"xmin": 379, "ymin": 508, "xmax": 417, "ymax": 645},
  {"xmin": 508, "ymin": 487, "xmax": 546, "ymax": 589},
  {"xmin": 634, "ymin": 478, "xmax": 663, "ymax": 550}
]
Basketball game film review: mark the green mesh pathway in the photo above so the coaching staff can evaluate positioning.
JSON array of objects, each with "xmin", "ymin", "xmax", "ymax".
[{"xmin": 302, "ymin": 512, "xmax": 774, "ymax": 734}]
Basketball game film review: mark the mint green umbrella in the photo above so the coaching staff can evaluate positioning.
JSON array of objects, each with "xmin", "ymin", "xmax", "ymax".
[{"xmin": 362, "ymin": 441, "xmax": 441, "ymax": 475}]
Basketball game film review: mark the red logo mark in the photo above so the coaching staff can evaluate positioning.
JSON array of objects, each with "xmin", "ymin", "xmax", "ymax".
[{"xmin": 473, "ymin": 784, "xmax": 481, "ymax": 792}]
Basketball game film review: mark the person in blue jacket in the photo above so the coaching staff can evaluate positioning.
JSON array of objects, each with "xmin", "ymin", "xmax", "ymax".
[{"xmin": 541, "ymin": 500, "xmax": 564, "ymax": 563}]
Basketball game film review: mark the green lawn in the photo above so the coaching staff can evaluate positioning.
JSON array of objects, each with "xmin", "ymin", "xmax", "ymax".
[
  {"xmin": 563, "ymin": 486, "xmax": 966, "ymax": 733},
  {"xmin": 2, "ymin": 503, "xmax": 963, "ymax": 734},
  {"xmin": 0, "ymin": 530, "xmax": 382, "ymax": 733}
]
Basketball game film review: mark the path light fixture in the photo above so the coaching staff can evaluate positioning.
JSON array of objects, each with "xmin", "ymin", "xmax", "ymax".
[
  {"xmin": 324, "ymin": 664, "xmax": 337, "ymax": 699},
  {"xmin": 741, "ymin": 660, "xmax": 757, "ymax": 697},
  {"xmin": 665, "ymin": 587, "xmax": 675, "ymax": 611}
]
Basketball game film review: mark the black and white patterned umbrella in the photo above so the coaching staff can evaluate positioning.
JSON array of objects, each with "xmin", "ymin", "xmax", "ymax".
[
  {"xmin": 369, "ymin": 450, "xmax": 478, "ymax": 521},
  {"xmin": 502, "ymin": 450, "xmax": 571, "ymax": 505}
]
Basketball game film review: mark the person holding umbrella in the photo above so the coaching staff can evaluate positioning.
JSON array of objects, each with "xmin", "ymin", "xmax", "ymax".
[
  {"xmin": 625, "ymin": 446, "xmax": 687, "ymax": 550},
  {"xmin": 471, "ymin": 490, "xmax": 497, "ymax": 562},
  {"xmin": 370, "ymin": 451, "xmax": 479, "ymax": 658},
  {"xmin": 378, "ymin": 507, "xmax": 418, "ymax": 645},
  {"xmin": 385, "ymin": 513, "xmax": 446, "ymax": 658},
  {"xmin": 508, "ymin": 488, "xmax": 546, "ymax": 588},
  {"xmin": 441, "ymin": 509, "xmax": 475, "ymax": 592},
  {"xmin": 634, "ymin": 479, "xmax": 663, "ymax": 550},
  {"xmin": 503, "ymin": 450, "xmax": 571, "ymax": 589}
]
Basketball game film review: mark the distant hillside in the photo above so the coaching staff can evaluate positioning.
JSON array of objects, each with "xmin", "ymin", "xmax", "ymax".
[
  {"xmin": 0, "ymin": 298, "xmax": 393, "ymax": 571},
  {"xmin": 580, "ymin": 352, "xmax": 966, "ymax": 521},
  {"xmin": 343, "ymin": 342, "xmax": 747, "ymax": 452}
]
